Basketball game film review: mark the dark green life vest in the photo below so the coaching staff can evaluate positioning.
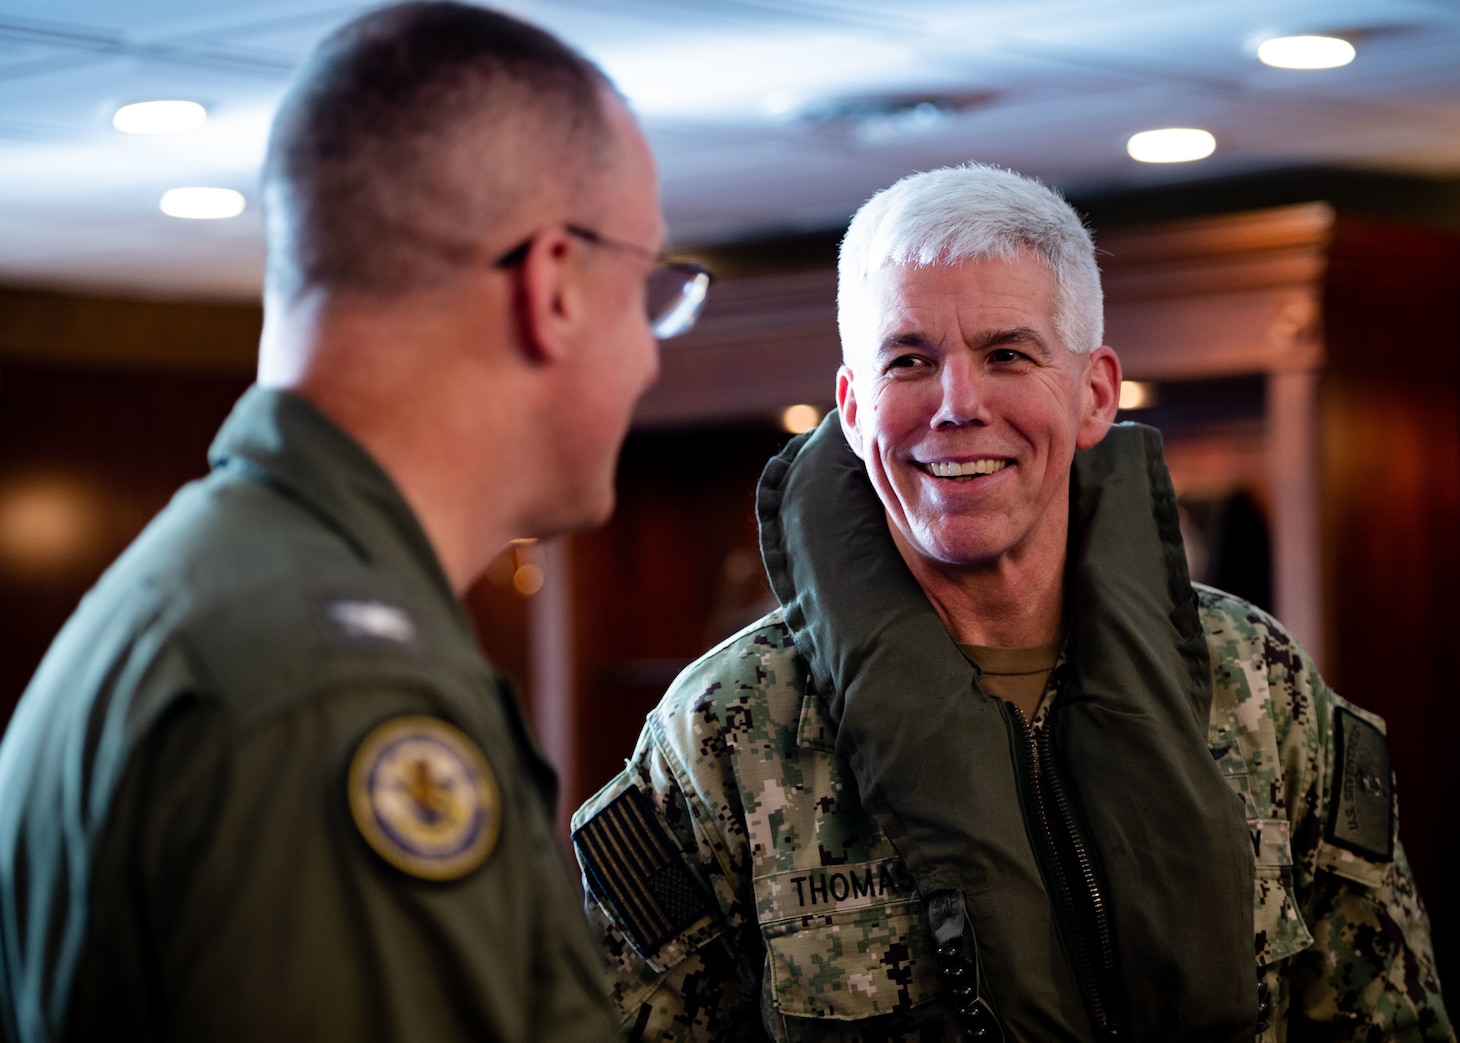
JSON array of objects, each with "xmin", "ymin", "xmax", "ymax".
[{"xmin": 757, "ymin": 417, "xmax": 1255, "ymax": 1041}]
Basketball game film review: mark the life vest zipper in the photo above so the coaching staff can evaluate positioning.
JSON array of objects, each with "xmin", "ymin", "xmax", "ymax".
[{"xmin": 1008, "ymin": 701, "xmax": 1122, "ymax": 1040}]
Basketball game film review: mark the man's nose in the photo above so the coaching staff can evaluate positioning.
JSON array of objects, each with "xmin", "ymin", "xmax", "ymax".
[{"xmin": 930, "ymin": 356, "xmax": 989, "ymax": 428}]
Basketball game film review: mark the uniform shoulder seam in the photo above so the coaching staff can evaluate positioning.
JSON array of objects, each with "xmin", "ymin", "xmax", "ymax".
[{"xmin": 651, "ymin": 610, "xmax": 795, "ymax": 719}]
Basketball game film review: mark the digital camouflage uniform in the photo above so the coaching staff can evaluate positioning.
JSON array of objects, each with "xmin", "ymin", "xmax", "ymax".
[{"xmin": 574, "ymin": 421, "xmax": 1452, "ymax": 1042}]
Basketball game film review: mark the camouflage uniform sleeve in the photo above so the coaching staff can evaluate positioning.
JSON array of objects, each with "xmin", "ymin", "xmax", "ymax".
[
  {"xmin": 1288, "ymin": 838, "xmax": 1451, "ymax": 1040},
  {"xmin": 572, "ymin": 651, "xmax": 769, "ymax": 1043},
  {"xmin": 1285, "ymin": 686, "xmax": 1453, "ymax": 1040},
  {"xmin": 1222, "ymin": 591, "xmax": 1454, "ymax": 1040}
]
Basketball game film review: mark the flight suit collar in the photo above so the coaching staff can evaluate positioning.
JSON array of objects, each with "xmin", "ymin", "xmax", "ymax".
[{"xmin": 207, "ymin": 385, "xmax": 465, "ymax": 628}]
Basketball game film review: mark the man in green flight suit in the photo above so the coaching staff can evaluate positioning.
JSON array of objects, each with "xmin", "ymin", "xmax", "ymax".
[
  {"xmin": 0, "ymin": 3, "xmax": 710, "ymax": 1040},
  {"xmin": 572, "ymin": 164, "xmax": 1452, "ymax": 1040}
]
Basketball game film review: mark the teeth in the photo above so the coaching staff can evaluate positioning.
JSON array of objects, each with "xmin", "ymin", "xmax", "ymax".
[{"xmin": 926, "ymin": 459, "xmax": 1009, "ymax": 478}]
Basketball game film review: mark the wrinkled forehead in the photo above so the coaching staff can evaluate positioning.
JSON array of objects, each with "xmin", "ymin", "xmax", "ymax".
[{"xmin": 841, "ymin": 250, "xmax": 1058, "ymax": 361}]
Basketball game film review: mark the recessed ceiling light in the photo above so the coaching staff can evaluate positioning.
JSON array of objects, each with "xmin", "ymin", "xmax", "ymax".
[
  {"xmin": 1257, "ymin": 35, "xmax": 1356, "ymax": 70},
  {"xmin": 112, "ymin": 99, "xmax": 207, "ymax": 134},
  {"xmin": 1126, "ymin": 128, "xmax": 1216, "ymax": 164},
  {"xmin": 159, "ymin": 187, "xmax": 245, "ymax": 220},
  {"xmin": 762, "ymin": 90, "xmax": 797, "ymax": 117}
]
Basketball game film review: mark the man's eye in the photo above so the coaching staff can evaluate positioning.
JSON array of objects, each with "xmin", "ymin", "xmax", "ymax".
[
  {"xmin": 989, "ymin": 348, "xmax": 1028, "ymax": 364},
  {"xmin": 885, "ymin": 354, "xmax": 926, "ymax": 371}
]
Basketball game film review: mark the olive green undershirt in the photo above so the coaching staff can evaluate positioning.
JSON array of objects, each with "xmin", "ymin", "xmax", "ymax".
[{"xmin": 959, "ymin": 641, "xmax": 1061, "ymax": 722}]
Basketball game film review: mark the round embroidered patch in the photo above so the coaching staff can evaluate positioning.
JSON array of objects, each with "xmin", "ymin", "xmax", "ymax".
[{"xmin": 348, "ymin": 715, "xmax": 501, "ymax": 881}]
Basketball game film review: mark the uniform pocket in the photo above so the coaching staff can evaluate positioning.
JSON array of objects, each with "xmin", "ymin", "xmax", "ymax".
[
  {"xmin": 1250, "ymin": 817, "xmax": 1313, "ymax": 964},
  {"xmin": 764, "ymin": 899, "xmax": 939, "ymax": 1019}
]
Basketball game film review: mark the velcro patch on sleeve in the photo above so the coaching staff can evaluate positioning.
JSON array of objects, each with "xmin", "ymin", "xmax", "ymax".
[
  {"xmin": 573, "ymin": 787, "xmax": 715, "ymax": 957},
  {"xmin": 1326, "ymin": 706, "xmax": 1394, "ymax": 862},
  {"xmin": 348, "ymin": 715, "xmax": 500, "ymax": 881}
]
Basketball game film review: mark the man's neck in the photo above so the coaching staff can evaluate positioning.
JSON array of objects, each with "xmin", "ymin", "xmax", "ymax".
[
  {"xmin": 258, "ymin": 291, "xmax": 529, "ymax": 596},
  {"xmin": 891, "ymin": 525, "xmax": 1067, "ymax": 649}
]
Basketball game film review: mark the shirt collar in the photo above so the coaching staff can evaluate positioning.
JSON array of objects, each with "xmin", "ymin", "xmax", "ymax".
[{"xmin": 207, "ymin": 385, "xmax": 461, "ymax": 615}]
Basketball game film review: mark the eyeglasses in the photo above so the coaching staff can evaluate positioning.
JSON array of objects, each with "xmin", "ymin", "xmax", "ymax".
[{"xmin": 494, "ymin": 224, "xmax": 712, "ymax": 340}]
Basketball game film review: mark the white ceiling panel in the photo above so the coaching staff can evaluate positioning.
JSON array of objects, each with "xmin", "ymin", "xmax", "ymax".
[{"xmin": 0, "ymin": 0, "xmax": 1456, "ymax": 300}]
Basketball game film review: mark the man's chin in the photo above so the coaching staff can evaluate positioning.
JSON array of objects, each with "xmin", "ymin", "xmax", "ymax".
[
  {"xmin": 515, "ymin": 489, "xmax": 614, "ymax": 548},
  {"xmin": 921, "ymin": 517, "xmax": 1037, "ymax": 568},
  {"xmin": 886, "ymin": 520, "xmax": 993, "ymax": 572},
  {"xmin": 563, "ymin": 489, "xmax": 617, "ymax": 536}
]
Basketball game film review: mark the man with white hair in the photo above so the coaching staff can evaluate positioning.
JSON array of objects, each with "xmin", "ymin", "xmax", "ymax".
[
  {"xmin": 572, "ymin": 164, "xmax": 1451, "ymax": 1041},
  {"xmin": 0, "ymin": 3, "xmax": 710, "ymax": 1040}
]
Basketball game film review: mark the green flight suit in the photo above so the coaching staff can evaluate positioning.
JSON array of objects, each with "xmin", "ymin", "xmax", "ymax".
[{"xmin": 0, "ymin": 387, "xmax": 619, "ymax": 1042}]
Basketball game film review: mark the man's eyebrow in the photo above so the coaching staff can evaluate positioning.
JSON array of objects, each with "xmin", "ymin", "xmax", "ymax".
[
  {"xmin": 874, "ymin": 332, "xmax": 933, "ymax": 357},
  {"xmin": 874, "ymin": 326, "xmax": 1055, "ymax": 360},
  {"xmin": 974, "ymin": 326, "xmax": 1052, "ymax": 357}
]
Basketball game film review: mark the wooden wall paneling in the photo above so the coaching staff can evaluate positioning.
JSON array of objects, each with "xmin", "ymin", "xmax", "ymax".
[
  {"xmin": 0, "ymin": 363, "xmax": 251, "ymax": 719},
  {"xmin": 1105, "ymin": 292, "xmax": 1323, "ymax": 382},
  {"xmin": 1101, "ymin": 209, "xmax": 1329, "ymax": 390},
  {"xmin": 1101, "ymin": 204, "xmax": 1333, "ymax": 661},
  {"xmin": 0, "ymin": 286, "xmax": 261, "ymax": 372},
  {"xmin": 634, "ymin": 270, "xmax": 841, "ymax": 428},
  {"xmin": 1101, "ymin": 204, "xmax": 1330, "ymax": 382},
  {"xmin": 1319, "ymin": 218, "xmax": 1460, "ymax": 990},
  {"xmin": 0, "ymin": 287, "xmax": 260, "ymax": 719},
  {"xmin": 559, "ymin": 424, "xmax": 783, "ymax": 820}
]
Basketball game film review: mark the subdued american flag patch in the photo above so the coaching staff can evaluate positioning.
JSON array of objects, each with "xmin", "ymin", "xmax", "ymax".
[
  {"xmin": 573, "ymin": 787, "xmax": 715, "ymax": 957},
  {"xmin": 1327, "ymin": 706, "xmax": 1395, "ymax": 862}
]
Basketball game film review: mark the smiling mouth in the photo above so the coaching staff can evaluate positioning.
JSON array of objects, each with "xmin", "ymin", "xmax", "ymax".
[{"xmin": 921, "ymin": 459, "xmax": 1010, "ymax": 480}]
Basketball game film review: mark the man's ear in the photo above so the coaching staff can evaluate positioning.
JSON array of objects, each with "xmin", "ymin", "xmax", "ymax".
[
  {"xmin": 515, "ymin": 226, "xmax": 581, "ymax": 365},
  {"xmin": 1076, "ymin": 345, "xmax": 1122, "ymax": 450},
  {"xmin": 836, "ymin": 366, "xmax": 865, "ymax": 459}
]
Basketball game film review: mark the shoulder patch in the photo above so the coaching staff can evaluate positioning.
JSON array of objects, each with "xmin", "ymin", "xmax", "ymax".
[
  {"xmin": 573, "ymin": 787, "xmax": 716, "ymax": 957},
  {"xmin": 348, "ymin": 715, "xmax": 500, "ymax": 881},
  {"xmin": 1327, "ymin": 706, "xmax": 1394, "ymax": 862}
]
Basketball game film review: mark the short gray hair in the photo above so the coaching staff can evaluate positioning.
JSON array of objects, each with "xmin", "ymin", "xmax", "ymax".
[
  {"xmin": 837, "ymin": 164, "xmax": 1103, "ymax": 357},
  {"xmin": 263, "ymin": 1, "xmax": 613, "ymax": 303}
]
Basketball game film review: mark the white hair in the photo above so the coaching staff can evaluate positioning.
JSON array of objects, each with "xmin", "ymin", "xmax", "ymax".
[{"xmin": 837, "ymin": 163, "xmax": 1103, "ymax": 358}]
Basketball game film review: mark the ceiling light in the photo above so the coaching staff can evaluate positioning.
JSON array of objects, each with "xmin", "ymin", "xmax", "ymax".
[
  {"xmin": 112, "ymin": 99, "xmax": 207, "ymax": 134},
  {"xmin": 159, "ymin": 187, "xmax": 246, "ymax": 220},
  {"xmin": 762, "ymin": 90, "xmax": 797, "ymax": 117},
  {"xmin": 1257, "ymin": 35, "xmax": 1355, "ymax": 70},
  {"xmin": 1126, "ymin": 128, "xmax": 1216, "ymax": 164}
]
